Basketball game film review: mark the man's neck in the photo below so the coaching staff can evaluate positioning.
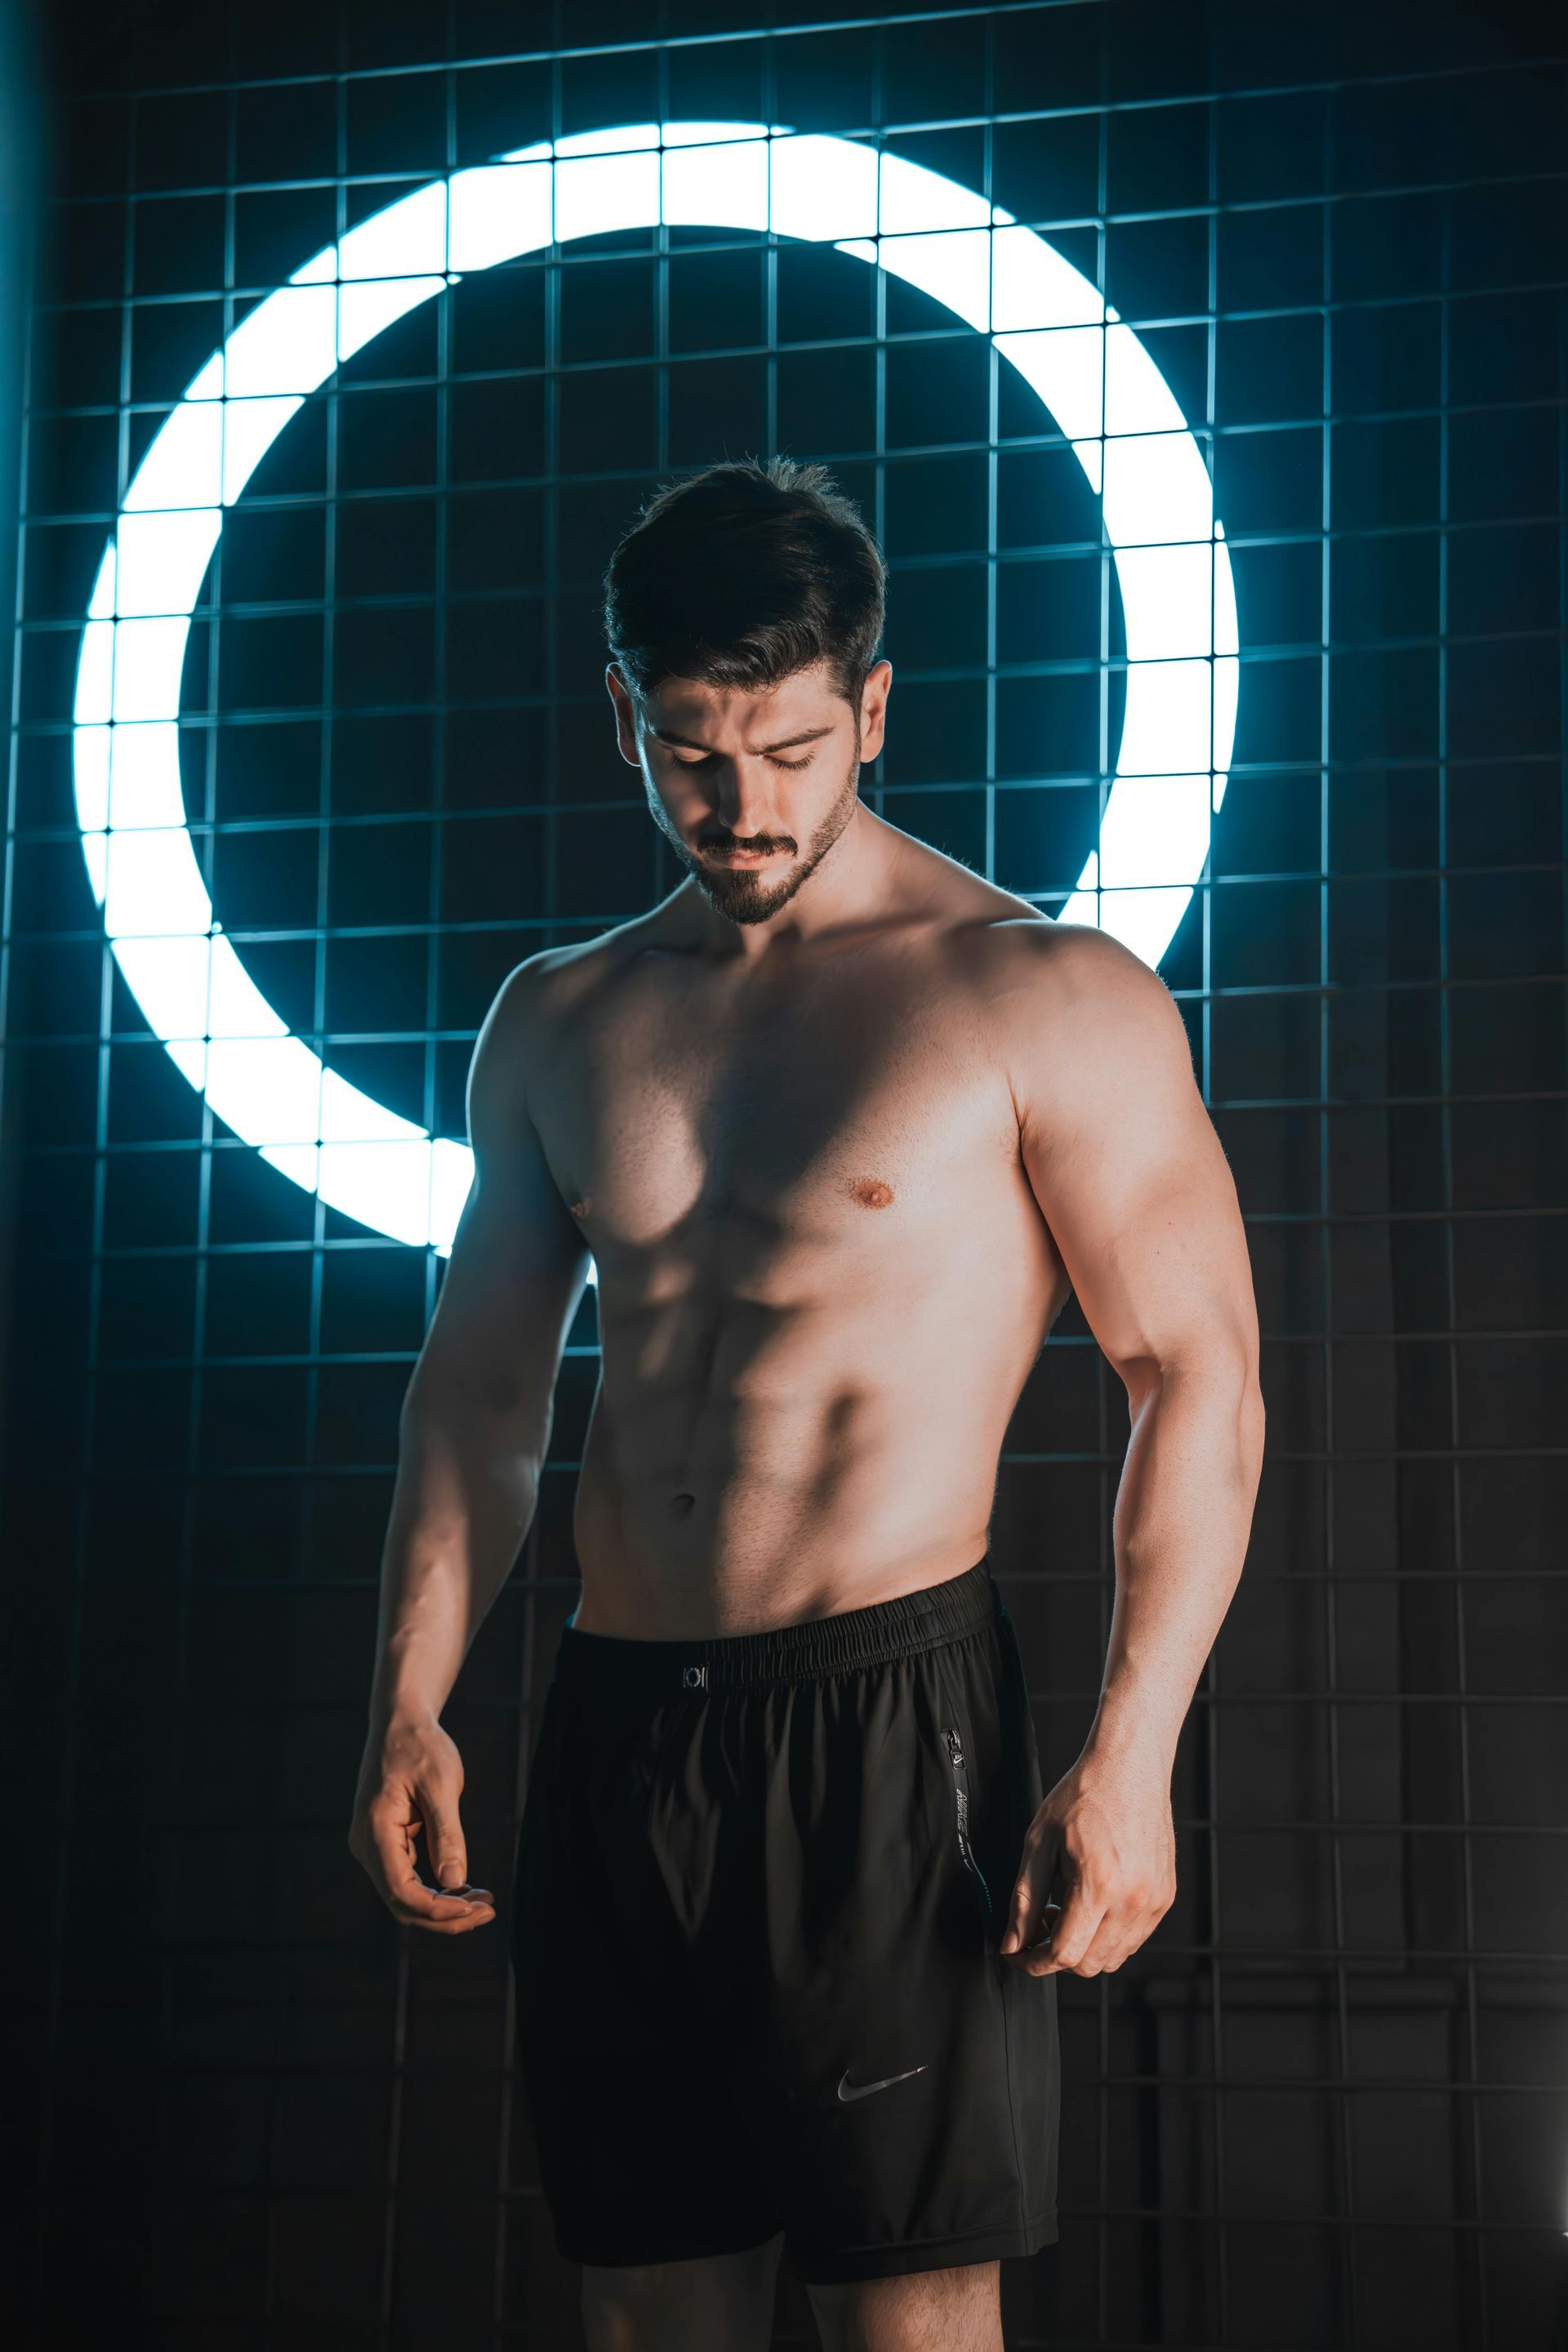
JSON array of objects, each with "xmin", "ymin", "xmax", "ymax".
[{"xmin": 679, "ymin": 804, "xmax": 917, "ymax": 962}]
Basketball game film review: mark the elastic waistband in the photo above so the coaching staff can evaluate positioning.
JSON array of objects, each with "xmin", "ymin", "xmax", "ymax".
[{"xmin": 552, "ymin": 1555, "xmax": 997, "ymax": 1703}]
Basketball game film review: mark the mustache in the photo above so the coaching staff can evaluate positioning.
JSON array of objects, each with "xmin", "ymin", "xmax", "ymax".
[{"xmin": 697, "ymin": 831, "xmax": 796, "ymax": 855}]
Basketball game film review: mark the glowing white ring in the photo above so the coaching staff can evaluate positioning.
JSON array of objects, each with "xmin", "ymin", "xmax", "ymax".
[{"xmin": 72, "ymin": 121, "xmax": 1238, "ymax": 1251}]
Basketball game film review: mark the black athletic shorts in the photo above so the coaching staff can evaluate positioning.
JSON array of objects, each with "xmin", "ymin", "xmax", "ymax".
[{"xmin": 510, "ymin": 1554, "xmax": 1059, "ymax": 2286}]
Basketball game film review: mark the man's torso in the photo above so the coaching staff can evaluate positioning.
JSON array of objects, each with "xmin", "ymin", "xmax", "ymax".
[{"xmin": 523, "ymin": 862, "xmax": 1071, "ymax": 1635}]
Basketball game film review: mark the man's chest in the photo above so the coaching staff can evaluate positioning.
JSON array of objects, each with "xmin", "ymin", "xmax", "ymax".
[{"xmin": 535, "ymin": 958, "xmax": 1022, "ymax": 1259}]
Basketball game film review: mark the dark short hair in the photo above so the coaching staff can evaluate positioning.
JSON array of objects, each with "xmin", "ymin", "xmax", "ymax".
[{"xmin": 602, "ymin": 457, "xmax": 886, "ymax": 709}]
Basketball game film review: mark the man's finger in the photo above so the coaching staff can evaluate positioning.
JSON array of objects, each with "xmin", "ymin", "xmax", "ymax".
[
  {"xmin": 419, "ymin": 1784, "xmax": 470, "ymax": 1892},
  {"xmin": 362, "ymin": 1797, "xmax": 496, "ymax": 1928},
  {"xmin": 1029, "ymin": 1880, "xmax": 1108, "ymax": 1976},
  {"xmin": 391, "ymin": 1883, "xmax": 497, "ymax": 1934},
  {"xmin": 377, "ymin": 1841, "xmax": 497, "ymax": 1930},
  {"xmin": 366, "ymin": 1794, "xmax": 418, "ymax": 1904},
  {"xmin": 1076, "ymin": 1902, "xmax": 1154, "ymax": 1976},
  {"xmin": 368, "ymin": 1797, "xmax": 479, "ymax": 1922},
  {"xmin": 1110, "ymin": 1895, "xmax": 1174, "ymax": 1971},
  {"xmin": 999, "ymin": 1869, "xmax": 1040, "ymax": 1957},
  {"xmin": 999, "ymin": 1819, "xmax": 1062, "ymax": 1956},
  {"xmin": 1000, "ymin": 1891, "xmax": 1061, "ymax": 1958}
]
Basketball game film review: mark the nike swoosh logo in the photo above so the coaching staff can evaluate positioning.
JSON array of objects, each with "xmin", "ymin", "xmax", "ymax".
[{"xmin": 837, "ymin": 2065, "xmax": 927, "ymax": 2102}]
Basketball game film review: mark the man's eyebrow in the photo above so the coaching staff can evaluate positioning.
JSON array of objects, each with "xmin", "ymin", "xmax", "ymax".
[{"xmin": 649, "ymin": 725, "xmax": 836, "ymax": 755}]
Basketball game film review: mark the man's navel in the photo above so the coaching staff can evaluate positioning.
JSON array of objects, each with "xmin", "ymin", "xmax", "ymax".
[{"xmin": 849, "ymin": 1177, "xmax": 895, "ymax": 1209}]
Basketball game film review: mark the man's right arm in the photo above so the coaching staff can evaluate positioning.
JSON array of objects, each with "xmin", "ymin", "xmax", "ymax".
[{"xmin": 348, "ymin": 956, "xmax": 590, "ymax": 1934}]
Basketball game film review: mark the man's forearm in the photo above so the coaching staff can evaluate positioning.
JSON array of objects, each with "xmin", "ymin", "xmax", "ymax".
[
  {"xmin": 1084, "ymin": 1348, "xmax": 1265, "ymax": 1777},
  {"xmin": 368, "ymin": 1382, "xmax": 547, "ymax": 1730}
]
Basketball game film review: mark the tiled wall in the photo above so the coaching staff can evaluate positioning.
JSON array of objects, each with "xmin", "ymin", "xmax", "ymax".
[{"xmin": 5, "ymin": 2, "xmax": 1565, "ymax": 2345}]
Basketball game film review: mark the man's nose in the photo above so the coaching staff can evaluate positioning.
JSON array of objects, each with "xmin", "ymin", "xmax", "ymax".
[{"xmin": 710, "ymin": 755, "xmax": 780, "ymax": 836}]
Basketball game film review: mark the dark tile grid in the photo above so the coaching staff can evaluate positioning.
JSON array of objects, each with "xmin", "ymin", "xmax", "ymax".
[{"xmin": 5, "ymin": 2, "xmax": 1566, "ymax": 2346}]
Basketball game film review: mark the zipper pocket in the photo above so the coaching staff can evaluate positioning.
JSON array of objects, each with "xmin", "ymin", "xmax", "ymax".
[{"xmin": 942, "ymin": 1720, "xmax": 996, "ymax": 1936}]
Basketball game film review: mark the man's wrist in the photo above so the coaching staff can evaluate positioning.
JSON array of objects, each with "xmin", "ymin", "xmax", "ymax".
[
  {"xmin": 368, "ymin": 1680, "xmax": 444, "ymax": 1738},
  {"xmin": 1077, "ymin": 1690, "xmax": 1181, "ymax": 1783}
]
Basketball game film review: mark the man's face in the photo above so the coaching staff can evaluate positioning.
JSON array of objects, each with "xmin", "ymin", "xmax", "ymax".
[{"xmin": 607, "ymin": 658, "xmax": 892, "ymax": 926}]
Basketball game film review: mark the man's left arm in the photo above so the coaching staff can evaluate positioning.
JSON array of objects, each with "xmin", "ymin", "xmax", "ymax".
[{"xmin": 1000, "ymin": 920, "xmax": 1267, "ymax": 1977}]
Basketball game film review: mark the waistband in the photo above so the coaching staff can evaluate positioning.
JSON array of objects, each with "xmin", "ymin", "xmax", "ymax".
[{"xmin": 552, "ymin": 1554, "xmax": 997, "ymax": 1702}]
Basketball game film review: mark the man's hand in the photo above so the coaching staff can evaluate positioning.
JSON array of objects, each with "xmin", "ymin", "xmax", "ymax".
[
  {"xmin": 349, "ymin": 1713, "xmax": 497, "ymax": 1936},
  {"xmin": 998, "ymin": 1751, "xmax": 1175, "ymax": 1977}
]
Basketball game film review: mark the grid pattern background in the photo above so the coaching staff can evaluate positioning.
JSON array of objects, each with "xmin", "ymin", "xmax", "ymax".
[{"xmin": 3, "ymin": 2, "xmax": 1566, "ymax": 2346}]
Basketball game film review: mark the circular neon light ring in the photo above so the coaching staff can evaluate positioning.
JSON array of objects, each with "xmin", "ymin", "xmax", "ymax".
[{"xmin": 72, "ymin": 121, "xmax": 1238, "ymax": 1251}]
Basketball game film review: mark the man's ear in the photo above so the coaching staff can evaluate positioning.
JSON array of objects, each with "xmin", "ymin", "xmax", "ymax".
[
  {"xmin": 605, "ymin": 664, "xmax": 642, "ymax": 768},
  {"xmin": 856, "ymin": 658, "xmax": 893, "ymax": 765}
]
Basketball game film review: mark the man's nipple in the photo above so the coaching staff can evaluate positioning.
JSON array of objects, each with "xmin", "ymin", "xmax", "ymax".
[{"xmin": 849, "ymin": 1177, "xmax": 895, "ymax": 1209}]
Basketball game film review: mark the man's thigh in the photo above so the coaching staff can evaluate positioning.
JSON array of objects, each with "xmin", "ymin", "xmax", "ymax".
[
  {"xmin": 581, "ymin": 2234, "xmax": 786, "ymax": 2352},
  {"xmin": 806, "ymin": 2259, "xmax": 1004, "ymax": 2352},
  {"xmin": 695, "ymin": 1607, "xmax": 1058, "ymax": 2281},
  {"xmin": 513, "ymin": 1681, "xmax": 781, "ymax": 2271}
]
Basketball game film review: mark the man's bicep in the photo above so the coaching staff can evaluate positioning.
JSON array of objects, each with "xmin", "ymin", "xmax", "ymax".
[
  {"xmin": 416, "ymin": 967, "xmax": 590, "ymax": 1413},
  {"xmin": 1017, "ymin": 933, "xmax": 1256, "ymax": 1390},
  {"xmin": 434, "ymin": 1121, "xmax": 590, "ymax": 1367}
]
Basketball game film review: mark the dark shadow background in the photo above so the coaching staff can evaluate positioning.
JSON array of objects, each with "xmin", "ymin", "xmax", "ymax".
[{"xmin": 3, "ymin": 2, "xmax": 1566, "ymax": 2346}]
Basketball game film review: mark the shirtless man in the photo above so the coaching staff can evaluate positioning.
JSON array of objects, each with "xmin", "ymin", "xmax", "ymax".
[{"xmin": 349, "ymin": 458, "xmax": 1265, "ymax": 2352}]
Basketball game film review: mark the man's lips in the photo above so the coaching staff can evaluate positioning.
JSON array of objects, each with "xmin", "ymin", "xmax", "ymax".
[{"xmin": 702, "ymin": 844, "xmax": 786, "ymax": 863}]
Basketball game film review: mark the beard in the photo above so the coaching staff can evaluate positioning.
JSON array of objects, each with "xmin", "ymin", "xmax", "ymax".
[{"xmin": 652, "ymin": 753, "xmax": 862, "ymax": 926}]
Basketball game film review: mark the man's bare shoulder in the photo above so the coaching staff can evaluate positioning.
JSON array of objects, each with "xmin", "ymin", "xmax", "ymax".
[
  {"xmin": 896, "ymin": 835, "xmax": 1166, "ymax": 1032},
  {"xmin": 973, "ymin": 915, "xmax": 1195, "ymax": 1105},
  {"xmin": 479, "ymin": 911, "xmax": 669, "ymax": 1042},
  {"xmin": 982, "ymin": 912, "xmax": 1173, "ymax": 1002},
  {"xmin": 466, "ymin": 916, "xmax": 672, "ymax": 1130}
]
